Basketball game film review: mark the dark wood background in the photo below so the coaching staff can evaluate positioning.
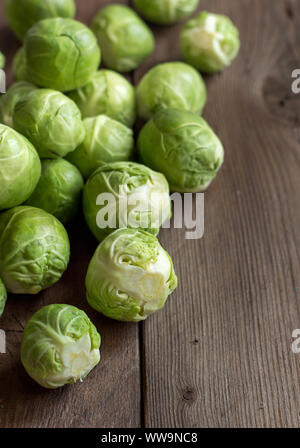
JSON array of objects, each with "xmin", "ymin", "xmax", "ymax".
[{"xmin": 0, "ymin": 0, "xmax": 300, "ymax": 428}]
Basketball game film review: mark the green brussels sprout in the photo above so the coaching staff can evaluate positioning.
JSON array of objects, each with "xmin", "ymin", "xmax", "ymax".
[
  {"xmin": 21, "ymin": 304, "xmax": 101, "ymax": 388},
  {"xmin": 4, "ymin": 0, "xmax": 76, "ymax": 41},
  {"xmin": 138, "ymin": 108, "xmax": 224, "ymax": 192},
  {"xmin": 23, "ymin": 18, "xmax": 101, "ymax": 92},
  {"xmin": 180, "ymin": 11, "xmax": 240, "ymax": 74},
  {"xmin": 83, "ymin": 161, "xmax": 171, "ymax": 242},
  {"xmin": 26, "ymin": 159, "xmax": 84, "ymax": 224},
  {"xmin": 0, "ymin": 124, "xmax": 41, "ymax": 210},
  {"xmin": 91, "ymin": 4, "xmax": 154, "ymax": 72},
  {"xmin": 67, "ymin": 115, "xmax": 135, "ymax": 179},
  {"xmin": 0, "ymin": 206, "xmax": 70, "ymax": 294},
  {"xmin": 0, "ymin": 279, "xmax": 7, "ymax": 318},
  {"xmin": 133, "ymin": 0, "xmax": 199, "ymax": 25},
  {"xmin": 13, "ymin": 89, "xmax": 85, "ymax": 159},
  {"xmin": 86, "ymin": 228, "xmax": 178, "ymax": 322},
  {"xmin": 0, "ymin": 52, "xmax": 5, "ymax": 69},
  {"xmin": 68, "ymin": 70, "xmax": 136, "ymax": 127},
  {"xmin": 12, "ymin": 47, "xmax": 28, "ymax": 81},
  {"xmin": 136, "ymin": 62, "xmax": 206, "ymax": 121},
  {"xmin": 0, "ymin": 81, "xmax": 37, "ymax": 127}
]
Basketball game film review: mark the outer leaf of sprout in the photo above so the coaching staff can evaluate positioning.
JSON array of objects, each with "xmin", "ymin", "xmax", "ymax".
[
  {"xmin": 0, "ymin": 279, "xmax": 7, "ymax": 317},
  {"xmin": 21, "ymin": 304, "xmax": 101, "ymax": 388},
  {"xmin": 0, "ymin": 52, "xmax": 6, "ymax": 70},
  {"xmin": 137, "ymin": 108, "xmax": 224, "ymax": 192},
  {"xmin": 26, "ymin": 159, "xmax": 84, "ymax": 224},
  {"xmin": 0, "ymin": 124, "xmax": 41, "ymax": 210},
  {"xmin": 86, "ymin": 228, "xmax": 178, "ymax": 322},
  {"xmin": 91, "ymin": 4, "xmax": 154, "ymax": 73},
  {"xmin": 133, "ymin": 0, "xmax": 199, "ymax": 25},
  {"xmin": 5, "ymin": 0, "xmax": 76, "ymax": 41},
  {"xmin": 0, "ymin": 206, "xmax": 70, "ymax": 294},
  {"xmin": 68, "ymin": 70, "xmax": 136, "ymax": 127},
  {"xmin": 180, "ymin": 11, "xmax": 240, "ymax": 74},
  {"xmin": 0, "ymin": 81, "xmax": 37, "ymax": 127},
  {"xmin": 13, "ymin": 89, "xmax": 86, "ymax": 159},
  {"xmin": 12, "ymin": 47, "xmax": 28, "ymax": 82},
  {"xmin": 24, "ymin": 18, "xmax": 101, "ymax": 92},
  {"xmin": 136, "ymin": 62, "xmax": 207, "ymax": 121},
  {"xmin": 83, "ymin": 161, "xmax": 171, "ymax": 242},
  {"xmin": 67, "ymin": 115, "xmax": 135, "ymax": 179}
]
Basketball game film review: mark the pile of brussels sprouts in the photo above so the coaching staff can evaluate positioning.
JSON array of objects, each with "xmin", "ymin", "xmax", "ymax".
[{"xmin": 0, "ymin": 0, "xmax": 240, "ymax": 389}]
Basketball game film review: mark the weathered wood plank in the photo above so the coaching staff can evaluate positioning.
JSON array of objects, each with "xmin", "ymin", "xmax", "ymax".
[
  {"xmin": 136, "ymin": 0, "xmax": 300, "ymax": 428},
  {"xmin": 0, "ymin": 0, "xmax": 141, "ymax": 429}
]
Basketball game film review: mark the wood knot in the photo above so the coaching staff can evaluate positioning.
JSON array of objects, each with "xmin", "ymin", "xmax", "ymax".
[
  {"xmin": 285, "ymin": 4, "xmax": 294, "ymax": 20},
  {"xmin": 182, "ymin": 387, "xmax": 196, "ymax": 403},
  {"xmin": 262, "ymin": 73, "xmax": 300, "ymax": 127}
]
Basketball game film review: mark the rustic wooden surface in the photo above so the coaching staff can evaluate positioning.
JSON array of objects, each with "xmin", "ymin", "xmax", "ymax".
[{"xmin": 1, "ymin": 0, "xmax": 300, "ymax": 428}]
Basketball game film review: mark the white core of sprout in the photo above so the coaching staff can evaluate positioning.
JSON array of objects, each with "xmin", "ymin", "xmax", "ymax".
[
  {"xmin": 205, "ymin": 14, "xmax": 218, "ymax": 33},
  {"xmin": 183, "ymin": 14, "xmax": 229, "ymax": 65},
  {"xmin": 114, "ymin": 245, "xmax": 171, "ymax": 305},
  {"xmin": 43, "ymin": 334, "xmax": 100, "ymax": 388}
]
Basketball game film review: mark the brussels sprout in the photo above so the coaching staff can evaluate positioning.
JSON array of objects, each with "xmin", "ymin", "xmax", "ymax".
[
  {"xmin": 133, "ymin": 0, "xmax": 199, "ymax": 25},
  {"xmin": 0, "ymin": 279, "xmax": 7, "ymax": 318},
  {"xmin": 23, "ymin": 18, "xmax": 101, "ymax": 91},
  {"xmin": 83, "ymin": 161, "xmax": 171, "ymax": 242},
  {"xmin": 0, "ymin": 81, "xmax": 37, "ymax": 127},
  {"xmin": 4, "ymin": 0, "xmax": 76, "ymax": 41},
  {"xmin": 0, "ymin": 52, "xmax": 5, "ymax": 69},
  {"xmin": 12, "ymin": 47, "xmax": 28, "ymax": 81},
  {"xmin": 0, "ymin": 124, "xmax": 41, "ymax": 210},
  {"xmin": 67, "ymin": 115, "xmax": 135, "ymax": 179},
  {"xmin": 86, "ymin": 228, "xmax": 178, "ymax": 322},
  {"xmin": 13, "ymin": 89, "xmax": 85, "ymax": 159},
  {"xmin": 136, "ymin": 62, "xmax": 206, "ymax": 121},
  {"xmin": 68, "ymin": 70, "xmax": 136, "ymax": 127},
  {"xmin": 26, "ymin": 159, "xmax": 84, "ymax": 224},
  {"xmin": 21, "ymin": 304, "xmax": 101, "ymax": 388},
  {"xmin": 180, "ymin": 11, "xmax": 240, "ymax": 74},
  {"xmin": 138, "ymin": 108, "xmax": 224, "ymax": 192},
  {"xmin": 91, "ymin": 4, "xmax": 154, "ymax": 72},
  {"xmin": 0, "ymin": 206, "xmax": 70, "ymax": 294}
]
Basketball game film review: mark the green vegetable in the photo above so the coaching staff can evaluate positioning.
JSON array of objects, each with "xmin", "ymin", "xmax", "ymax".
[
  {"xmin": 86, "ymin": 228, "xmax": 178, "ymax": 322},
  {"xmin": 0, "ymin": 124, "xmax": 41, "ymax": 210},
  {"xmin": 136, "ymin": 62, "xmax": 206, "ymax": 121},
  {"xmin": 4, "ymin": 0, "xmax": 76, "ymax": 41},
  {"xmin": 83, "ymin": 161, "xmax": 171, "ymax": 242},
  {"xmin": 23, "ymin": 18, "xmax": 101, "ymax": 91},
  {"xmin": 0, "ymin": 52, "xmax": 5, "ymax": 69},
  {"xmin": 133, "ymin": 0, "xmax": 199, "ymax": 25},
  {"xmin": 0, "ymin": 279, "xmax": 7, "ymax": 318},
  {"xmin": 68, "ymin": 70, "xmax": 136, "ymax": 127},
  {"xmin": 21, "ymin": 304, "xmax": 101, "ymax": 388},
  {"xmin": 180, "ymin": 11, "xmax": 240, "ymax": 74},
  {"xmin": 26, "ymin": 159, "xmax": 84, "ymax": 224},
  {"xmin": 91, "ymin": 4, "xmax": 154, "ymax": 72},
  {"xmin": 0, "ymin": 206, "xmax": 70, "ymax": 294},
  {"xmin": 0, "ymin": 81, "xmax": 37, "ymax": 127},
  {"xmin": 13, "ymin": 89, "xmax": 85, "ymax": 159},
  {"xmin": 67, "ymin": 115, "xmax": 135, "ymax": 179},
  {"xmin": 138, "ymin": 108, "xmax": 224, "ymax": 192},
  {"xmin": 12, "ymin": 47, "xmax": 28, "ymax": 81}
]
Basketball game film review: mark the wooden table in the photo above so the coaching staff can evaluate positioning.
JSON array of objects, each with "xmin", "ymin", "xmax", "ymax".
[{"xmin": 0, "ymin": 0, "xmax": 300, "ymax": 428}]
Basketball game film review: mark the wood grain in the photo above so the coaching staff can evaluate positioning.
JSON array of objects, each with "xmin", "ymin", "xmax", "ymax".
[
  {"xmin": 135, "ymin": 0, "xmax": 300, "ymax": 428},
  {"xmin": 0, "ymin": 0, "xmax": 300, "ymax": 429}
]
